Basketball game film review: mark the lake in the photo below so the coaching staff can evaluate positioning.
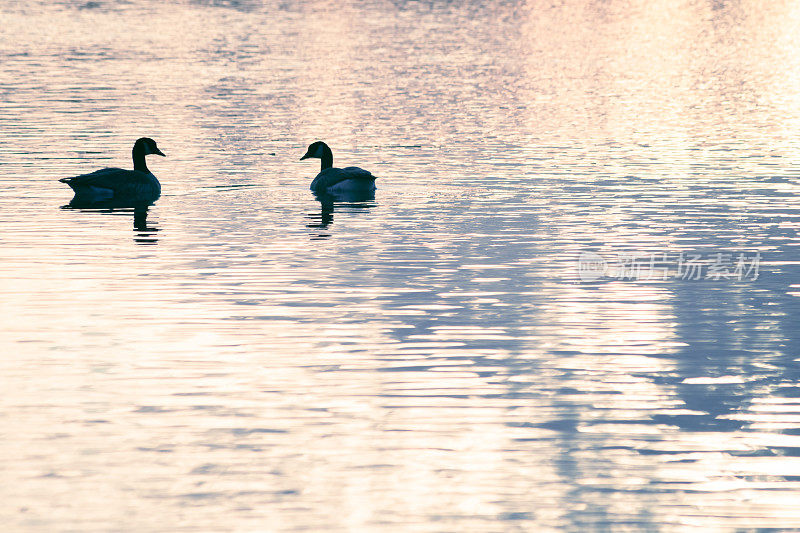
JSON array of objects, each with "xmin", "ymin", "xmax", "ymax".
[{"xmin": 2, "ymin": 0, "xmax": 800, "ymax": 530}]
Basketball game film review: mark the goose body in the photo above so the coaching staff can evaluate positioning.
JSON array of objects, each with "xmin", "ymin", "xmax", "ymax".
[
  {"xmin": 60, "ymin": 137, "xmax": 164, "ymax": 207},
  {"xmin": 301, "ymin": 141, "xmax": 376, "ymax": 197}
]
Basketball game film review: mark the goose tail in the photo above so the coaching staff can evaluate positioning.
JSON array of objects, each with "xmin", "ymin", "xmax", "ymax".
[{"xmin": 59, "ymin": 177, "xmax": 79, "ymax": 190}]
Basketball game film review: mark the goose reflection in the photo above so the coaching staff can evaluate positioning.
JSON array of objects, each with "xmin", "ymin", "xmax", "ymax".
[
  {"xmin": 306, "ymin": 192, "xmax": 376, "ymax": 240},
  {"xmin": 60, "ymin": 204, "xmax": 159, "ymax": 245}
]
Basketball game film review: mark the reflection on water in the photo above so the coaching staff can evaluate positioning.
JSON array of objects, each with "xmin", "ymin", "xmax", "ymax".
[
  {"xmin": 60, "ymin": 206, "xmax": 159, "ymax": 245},
  {"xmin": 306, "ymin": 197, "xmax": 376, "ymax": 239},
  {"xmin": 306, "ymin": 200, "xmax": 334, "ymax": 233},
  {"xmin": 2, "ymin": 0, "xmax": 800, "ymax": 531}
]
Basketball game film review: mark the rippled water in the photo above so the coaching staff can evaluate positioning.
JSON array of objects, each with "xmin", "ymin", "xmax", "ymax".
[{"xmin": 3, "ymin": 0, "xmax": 800, "ymax": 530}]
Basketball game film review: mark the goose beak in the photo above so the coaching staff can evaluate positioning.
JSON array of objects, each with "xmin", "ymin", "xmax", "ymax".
[
  {"xmin": 300, "ymin": 152, "xmax": 311, "ymax": 161},
  {"xmin": 154, "ymin": 148, "xmax": 166, "ymax": 157}
]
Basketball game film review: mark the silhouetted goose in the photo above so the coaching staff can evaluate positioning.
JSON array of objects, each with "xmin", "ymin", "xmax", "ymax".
[
  {"xmin": 60, "ymin": 137, "xmax": 165, "ymax": 207},
  {"xmin": 300, "ymin": 141, "xmax": 376, "ymax": 196}
]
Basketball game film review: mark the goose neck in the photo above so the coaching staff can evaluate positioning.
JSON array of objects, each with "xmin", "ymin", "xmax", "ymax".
[
  {"xmin": 320, "ymin": 145, "xmax": 333, "ymax": 171},
  {"xmin": 132, "ymin": 144, "xmax": 149, "ymax": 173}
]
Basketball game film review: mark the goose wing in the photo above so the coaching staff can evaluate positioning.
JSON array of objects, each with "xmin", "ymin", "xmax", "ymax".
[
  {"xmin": 340, "ymin": 167, "xmax": 375, "ymax": 181},
  {"xmin": 60, "ymin": 167, "xmax": 125, "ymax": 186},
  {"xmin": 61, "ymin": 168, "xmax": 151, "ymax": 192},
  {"xmin": 311, "ymin": 167, "xmax": 377, "ymax": 192}
]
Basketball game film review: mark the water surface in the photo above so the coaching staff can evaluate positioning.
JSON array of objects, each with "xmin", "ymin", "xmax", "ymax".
[{"xmin": 2, "ymin": 0, "xmax": 800, "ymax": 530}]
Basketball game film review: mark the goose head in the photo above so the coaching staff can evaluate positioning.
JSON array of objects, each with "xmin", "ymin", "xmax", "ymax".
[
  {"xmin": 300, "ymin": 141, "xmax": 329, "ymax": 161},
  {"xmin": 134, "ymin": 137, "xmax": 166, "ymax": 157}
]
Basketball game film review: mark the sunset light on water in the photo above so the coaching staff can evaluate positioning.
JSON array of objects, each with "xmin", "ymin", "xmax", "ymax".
[{"xmin": 2, "ymin": 0, "xmax": 800, "ymax": 530}]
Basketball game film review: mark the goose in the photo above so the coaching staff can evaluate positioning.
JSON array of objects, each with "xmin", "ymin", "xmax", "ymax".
[
  {"xmin": 60, "ymin": 137, "xmax": 165, "ymax": 207},
  {"xmin": 300, "ymin": 141, "xmax": 376, "ymax": 196}
]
